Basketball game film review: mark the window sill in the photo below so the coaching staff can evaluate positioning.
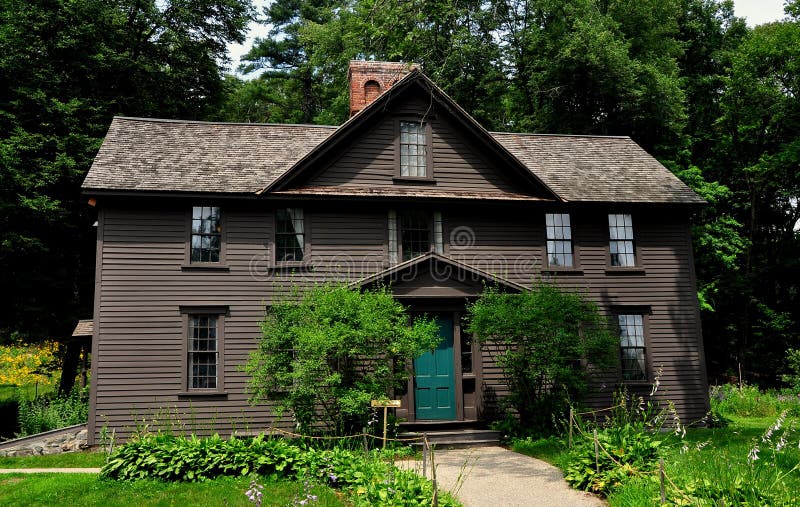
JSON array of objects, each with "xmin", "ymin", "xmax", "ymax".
[
  {"xmin": 461, "ymin": 373, "xmax": 476, "ymax": 380},
  {"xmin": 541, "ymin": 268, "xmax": 584, "ymax": 276},
  {"xmin": 271, "ymin": 262, "xmax": 314, "ymax": 272},
  {"xmin": 177, "ymin": 391, "xmax": 228, "ymax": 398},
  {"xmin": 181, "ymin": 264, "xmax": 230, "ymax": 272},
  {"xmin": 392, "ymin": 176, "xmax": 436, "ymax": 184},
  {"xmin": 605, "ymin": 267, "xmax": 646, "ymax": 276}
]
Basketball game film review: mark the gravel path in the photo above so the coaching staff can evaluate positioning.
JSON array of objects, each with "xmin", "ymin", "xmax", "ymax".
[{"xmin": 399, "ymin": 446, "xmax": 605, "ymax": 507}]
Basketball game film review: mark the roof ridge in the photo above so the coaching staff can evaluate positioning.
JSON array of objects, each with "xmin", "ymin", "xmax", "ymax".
[
  {"xmin": 491, "ymin": 131, "xmax": 631, "ymax": 140},
  {"xmin": 113, "ymin": 116, "xmax": 338, "ymax": 129}
]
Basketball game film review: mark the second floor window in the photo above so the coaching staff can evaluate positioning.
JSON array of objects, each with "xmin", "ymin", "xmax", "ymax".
[
  {"xmin": 400, "ymin": 211, "xmax": 430, "ymax": 260},
  {"xmin": 276, "ymin": 208, "xmax": 305, "ymax": 262},
  {"xmin": 191, "ymin": 206, "xmax": 221, "ymax": 262},
  {"xmin": 609, "ymin": 213, "xmax": 635, "ymax": 267},
  {"xmin": 545, "ymin": 213, "xmax": 573, "ymax": 267},
  {"xmin": 399, "ymin": 121, "xmax": 427, "ymax": 177}
]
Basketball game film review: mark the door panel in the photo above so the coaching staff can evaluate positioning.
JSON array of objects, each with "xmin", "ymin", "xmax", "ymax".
[{"xmin": 414, "ymin": 316, "xmax": 456, "ymax": 420}]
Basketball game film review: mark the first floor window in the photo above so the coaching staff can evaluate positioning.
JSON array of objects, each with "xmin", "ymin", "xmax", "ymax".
[
  {"xmin": 545, "ymin": 213, "xmax": 573, "ymax": 267},
  {"xmin": 618, "ymin": 314, "xmax": 646, "ymax": 381},
  {"xmin": 189, "ymin": 315, "xmax": 218, "ymax": 389},
  {"xmin": 609, "ymin": 213, "xmax": 635, "ymax": 266},
  {"xmin": 191, "ymin": 206, "xmax": 222, "ymax": 262},
  {"xmin": 276, "ymin": 208, "xmax": 305, "ymax": 262}
]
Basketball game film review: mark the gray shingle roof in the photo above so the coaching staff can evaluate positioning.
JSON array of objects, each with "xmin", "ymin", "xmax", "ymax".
[
  {"xmin": 83, "ymin": 117, "xmax": 335, "ymax": 194},
  {"xmin": 83, "ymin": 116, "xmax": 703, "ymax": 204}
]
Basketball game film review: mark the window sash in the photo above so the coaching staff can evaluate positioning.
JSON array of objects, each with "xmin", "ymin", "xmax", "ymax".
[
  {"xmin": 189, "ymin": 315, "xmax": 218, "ymax": 389},
  {"xmin": 618, "ymin": 314, "xmax": 646, "ymax": 381},
  {"xmin": 399, "ymin": 212, "xmax": 431, "ymax": 260},
  {"xmin": 276, "ymin": 208, "xmax": 305, "ymax": 262},
  {"xmin": 191, "ymin": 206, "xmax": 221, "ymax": 262},
  {"xmin": 399, "ymin": 121, "xmax": 427, "ymax": 177},
  {"xmin": 545, "ymin": 213, "xmax": 573, "ymax": 267},
  {"xmin": 608, "ymin": 213, "xmax": 635, "ymax": 266}
]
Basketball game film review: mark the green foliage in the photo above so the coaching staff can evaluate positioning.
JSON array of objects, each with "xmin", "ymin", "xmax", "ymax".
[
  {"xmin": 782, "ymin": 348, "xmax": 800, "ymax": 392},
  {"xmin": 101, "ymin": 434, "xmax": 459, "ymax": 507},
  {"xmin": 466, "ymin": 283, "xmax": 618, "ymax": 433},
  {"xmin": 710, "ymin": 384, "xmax": 800, "ymax": 418},
  {"xmin": 16, "ymin": 387, "xmax": 89, "ymax": 436},
  {"xmin": 0, "ymin": 0, "xmax": 254, "ymax": 342},
  {"xmin": 564, "ymin": 423, "xmax": 664, "ymax": 496},
  {"xmin": 244, "ymin": 284, "xmax": 440, "ymax": 436}
]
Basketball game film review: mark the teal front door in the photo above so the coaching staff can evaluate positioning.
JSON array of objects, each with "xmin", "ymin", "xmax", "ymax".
[{"xmin": 414, "ymin": 316, "xmax": 456, "ymax": 420}]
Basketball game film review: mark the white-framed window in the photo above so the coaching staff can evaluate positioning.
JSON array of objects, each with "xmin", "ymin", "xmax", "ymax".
[
  {"xmin": 618, "ymin": 314, "xmax": 646, "ymax": 381},
  {"xmin": 608, "ymin": 213, "xmax": 635, "ymax": 267},
  {"xmin": 399, "ymin": 121, "xmax": 427, "ymax": 177},
  {"xmin": 545, "ymin": 213, "xmax": 573, "ymax": 267}
]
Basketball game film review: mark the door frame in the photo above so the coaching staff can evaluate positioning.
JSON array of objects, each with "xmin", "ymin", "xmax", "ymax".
[{"xmin": 399, "ymin": 302, "xmax": 481, "ymax": 422}]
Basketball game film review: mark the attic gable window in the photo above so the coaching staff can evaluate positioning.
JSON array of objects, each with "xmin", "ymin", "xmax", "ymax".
[
  {"xmin": 276, "ymin": 208, "xmax": 305, "ymax": 262},
  {"xmin": 609, "ymin": 213, "xmax": 635, "ymax": 267},
  {"xmin": 398, "ymin": 121, "xmax": 429, "ymax": 178},
  {"xmin": 191, "ymin": 206, "xmax": 222, "ymax": 263}
]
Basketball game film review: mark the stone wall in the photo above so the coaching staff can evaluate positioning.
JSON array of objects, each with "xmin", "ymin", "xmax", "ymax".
[{"xmin": 0, "ymin": 424, "xmax": 88, "ymax": 457}]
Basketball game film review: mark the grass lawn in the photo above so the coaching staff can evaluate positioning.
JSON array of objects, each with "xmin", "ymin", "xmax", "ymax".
[
  {"xmin": 0, "ymin": 450, "xmax": 107, "ymax": 469},
  {"xmin": 0, "ymin": 474, "xmax": 344, "ymax": 507},
  {"xmin": 514, "ymin": 412, "xmax": 800, "ymax": 506}
]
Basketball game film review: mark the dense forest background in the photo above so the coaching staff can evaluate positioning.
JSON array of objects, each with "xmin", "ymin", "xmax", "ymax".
[{"xmin": 1, "ymin": 0, "xmax": 798, "ymax": 386}]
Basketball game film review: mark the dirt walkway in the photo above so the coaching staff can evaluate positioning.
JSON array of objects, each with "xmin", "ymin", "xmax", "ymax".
[{"xmin": 399, "ymin": 446, "xmax": 605, "ymax": 507}]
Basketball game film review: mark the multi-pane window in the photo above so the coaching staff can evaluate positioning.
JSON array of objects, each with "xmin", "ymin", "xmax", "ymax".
[
  {"xmin": 545, "ymin": 213, "xmax": 573, "ymax": 267},
  {"xmin": 191, "ymin": 206, "xmax": 221, "ymax": 262},
  {"xmin": 276, "ymin": 208, "xmax": 305, "ymax": 262},
  {"xmin": 608, "ymin": 213, "xmax": 635, "ymax": 267},
  {"xmin": 189, "ymin": 315, "xmax": 218, "ymax": 389},
  {"xmin": 399, "ymin": 121, "xmax": 427, "ymax": 177},
  {"xmin": 399, "ymin": 212, "xmax": 430, "ymax": 260},
  {"xmin": 460, "ymin": 317, "xmax": 473, "ymax": 374},
  {"xmin": 618, "ymin": 314, "xmax": 646, "ymax": 381}
]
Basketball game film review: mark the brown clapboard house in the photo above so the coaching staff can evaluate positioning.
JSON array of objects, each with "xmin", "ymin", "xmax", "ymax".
[{"xmin": 82, "ymin": 61, "xmax": 709, "ymax": 443}]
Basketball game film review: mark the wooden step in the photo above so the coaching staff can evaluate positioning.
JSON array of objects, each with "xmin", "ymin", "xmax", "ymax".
[{"xmin": 402, "ymin": 428, "xmax": 501, "ymax": 449}]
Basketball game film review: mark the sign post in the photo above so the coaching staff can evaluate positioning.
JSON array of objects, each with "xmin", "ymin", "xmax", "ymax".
[{"xmin": 371, "ymin": 399, "xmax": 401, "ymax": 448}]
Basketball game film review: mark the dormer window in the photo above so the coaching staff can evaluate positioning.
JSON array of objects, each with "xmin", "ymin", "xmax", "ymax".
[{"xmin": 398, "ymin": 121, "xmax": 429, "ymax": 178}]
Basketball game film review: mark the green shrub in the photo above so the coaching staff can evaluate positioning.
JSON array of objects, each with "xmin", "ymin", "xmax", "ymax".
[
  {"xmin": 102, "ymin": 433, "xmax": 458, "ymax": 507},
  {"xmin": 563, "ymin": 423, "xmax": 664, "ymax": 496},
  {"xmin": 782, "ymin": 348, "xmax": 800, "ymax": 392},
  {"xmin": 245, "ymin": 284, "xmax": 440, "ymax": 436},
  {"xmin": 16, "ymin": 387, "xmax": 88, "ymax": 436}
]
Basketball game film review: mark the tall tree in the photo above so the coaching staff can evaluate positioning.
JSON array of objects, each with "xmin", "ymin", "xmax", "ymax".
[{"xmin": 0, "ymin": 0, "xmax": 253, "ymax": 346}]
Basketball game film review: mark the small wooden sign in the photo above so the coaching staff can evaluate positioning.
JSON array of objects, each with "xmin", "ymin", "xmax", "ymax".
[{"xmin": 371, "ymin": 399, "xmax": 401, "ymax": 408}]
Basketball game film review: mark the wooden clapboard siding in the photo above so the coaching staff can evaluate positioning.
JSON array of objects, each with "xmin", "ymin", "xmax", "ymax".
[
  {"xmin": 307, "ymin": 95, "xmax": 521, "ymax": 193},
  {"xmin": 90, "ymin": 200, "xmax": 707, "ymax": 442}
]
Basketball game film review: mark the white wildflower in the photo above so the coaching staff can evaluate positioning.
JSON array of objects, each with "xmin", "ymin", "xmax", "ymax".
[
  {"xmin": 776, "ymin": 435, "xmax": 787, "ymax": 452},
  {"xmin": 680, "ymin": 444, "xmax": 689, "ymax": 454},
  {"xmin": 696, "ymin": 441, "xmax": 710, "ymax": 451},
  {"xmin": 748, "ymin": 444, "xmax": 760, "ymax": 462}
]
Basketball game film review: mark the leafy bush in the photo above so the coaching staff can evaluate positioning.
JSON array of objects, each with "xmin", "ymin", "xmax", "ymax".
[
  {"xmin": 466, "ymin": 283, "xmax": 618, "ymax": 434},
  {"xmin": 244, "ymin": 284, "xmax": 440, "ymax": 436},
  {"xmin": 17, "ymin": 387, "xmax": 88, "ymax": 436},
  {"xmin": 564, "ymin": 423, "xmax": 664, "ymax": 496},
  {"xmin": 102, "ymin": 433, "xmax": 459, "ymax": 507}
]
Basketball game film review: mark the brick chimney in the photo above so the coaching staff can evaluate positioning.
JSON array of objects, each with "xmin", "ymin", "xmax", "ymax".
[{"xmin": 348, "ymin": 61, "xmax": 420, "ymax": 117}]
